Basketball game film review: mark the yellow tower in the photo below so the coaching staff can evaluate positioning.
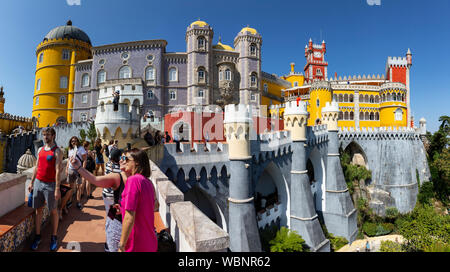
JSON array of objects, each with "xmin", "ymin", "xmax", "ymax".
[
  {"xmin": 32, "ymin": 20, "xmax": 92, "ymax": 127},
  {"xmin": 308, "ymin": 81, "xmax": 332, "ymax": 126}
]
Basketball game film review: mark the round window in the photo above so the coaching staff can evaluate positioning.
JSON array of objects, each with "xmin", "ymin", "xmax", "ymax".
[
  {"xmin": 146, "ymin": 54, "xmax": 154, "ymax": 61},
  {"xmin": 99, "ymin": 59, "xmax": 105, "ymax": 65},
  {"xmin": 121, "ymin": 52, "xmax": 130, "ymax": 60}
]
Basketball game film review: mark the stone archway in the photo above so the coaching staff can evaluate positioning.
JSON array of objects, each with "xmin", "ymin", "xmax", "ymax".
[
  {"xmin": 254, "ymin": 161, "xmax": 289, "ymax": 230},
  {"xmin": 344, "ymin": 141, "xmax": 368, "ymax": 169},
  {"xmin": 307, "ymin": 147, "xmax": 326, "ymax": 213}
]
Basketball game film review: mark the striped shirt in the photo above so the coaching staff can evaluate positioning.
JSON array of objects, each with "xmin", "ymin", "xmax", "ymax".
[{"xmin": 102, "ymin": 161, "xmax": 121, "ymax": 199}]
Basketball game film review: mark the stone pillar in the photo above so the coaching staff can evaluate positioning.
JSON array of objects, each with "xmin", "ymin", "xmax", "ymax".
[
  {"xmin": 321, "ymin": 101, "xmax": 358, "ymax": 242},
  {"xmin": 224, "ymin": 104, "xmax": 261, "ymax": 252},
  {"xmin": 284, "ymin": 100, "xmax": 330, "ymax": 252}
]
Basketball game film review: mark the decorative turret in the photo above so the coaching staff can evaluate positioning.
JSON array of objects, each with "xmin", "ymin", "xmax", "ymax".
[
  {"xmin": 321, "ymin": 101, "xmax": 339, "ymax": 132},
  {"xmin": 419, "ymin": 117, "xmax": 426, "ymax": 135},
  {"xmin": 224, "ymin": 104, "xmax": 253, "ymax": 160},
  {"xmin": 304, "ymin": 38, "xmax": 328, "ymax": 81},
  {"xmin": 283, "ymin": 100, "xmax": 309, "ymax": 141}
]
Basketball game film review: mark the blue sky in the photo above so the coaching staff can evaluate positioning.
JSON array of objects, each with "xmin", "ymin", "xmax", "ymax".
[{"xmin": 0, "ymin": 0, "xmax": 448, "ymax": 132}]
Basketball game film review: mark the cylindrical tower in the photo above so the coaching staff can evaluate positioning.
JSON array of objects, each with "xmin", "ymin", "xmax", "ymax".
[
  {"xmin": 379, "ymin": 83, "xmax": 407, "ymax": 128},
  {"xmin": 308, "ymin": 80, "xmax": 332, "ymax": 126},
  {"xmin": 224, "ymin": 104, "xmax": 261, "ymax": 252},
  {"xmin": 32, "ymin": 20, "xmax": 92, "ymax": 127}
]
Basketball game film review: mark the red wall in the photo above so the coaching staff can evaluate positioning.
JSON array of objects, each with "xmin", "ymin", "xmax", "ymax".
[
  {"xmin": 390, "ymin": 66, "xmax": 407, "ymax": 85},
  {"xmin": 164, "ymin": 111, "xmax": 284, "ymax": 144}
]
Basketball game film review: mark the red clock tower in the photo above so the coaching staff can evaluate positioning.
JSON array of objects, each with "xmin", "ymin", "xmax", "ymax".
[{"xmin": 304, "ymin": 39, "xmax": 328, "ymax": 82}]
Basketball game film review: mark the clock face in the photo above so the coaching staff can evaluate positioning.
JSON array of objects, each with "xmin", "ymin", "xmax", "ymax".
[{"xmin": 314, "ymin": 51, "xmax": 322, "ymax": 58}]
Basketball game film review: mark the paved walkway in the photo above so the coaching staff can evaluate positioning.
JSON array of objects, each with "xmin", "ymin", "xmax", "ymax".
[
  {"xmin": 337, "ymin": 234, "xmax": 405, "ymax": 252},
  {"xmin": 22, "ymin": 186, "xmax": 166, "ymax": 252}
]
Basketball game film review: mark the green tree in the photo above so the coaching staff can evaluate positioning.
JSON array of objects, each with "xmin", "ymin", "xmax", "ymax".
[
  {"xmin": 79, "ymin": 129, "xmax": 87, "ymax": 142},
  {"xmin": 379, "ymin": 240, "xmax": 404, "ymax": 252},
  {"xmin": 398, "ymin": 204, "xmax": 450, "ymax": 252},
  {"xmin": 87, "ymin": 122, "xmax": 97, "ymax": 147},
  {"xmin": 269, "ymin": 227, "xmax": 309, "ymax": 252},
  {"xmin": 438, "ymin": 115, "xmax": 450, "ymax": 134}
]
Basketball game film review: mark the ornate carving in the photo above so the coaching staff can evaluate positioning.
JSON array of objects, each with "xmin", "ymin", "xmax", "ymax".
[{"xmin": 216, "ymin": 81, "xmax": 235, "ymax": 108}]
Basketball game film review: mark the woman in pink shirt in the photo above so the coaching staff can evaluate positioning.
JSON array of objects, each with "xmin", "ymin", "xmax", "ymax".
[{"xmin": 118, "ymin": 148, "xmax": 157, "ymax": 252}]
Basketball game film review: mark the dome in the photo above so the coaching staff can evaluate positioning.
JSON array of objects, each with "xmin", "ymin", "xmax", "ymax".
[
  {"xmin": 190, "ymin": 20, "xmax": 209, "ymax": 28},
  {"xmin": 17, "ymin": 149, "xmax": 36, "ymax": 174},
  {"xmin": 419, "ymin": 117, "xmax": 426, "ymax": 123},
  {"xmin": 43, "ymin": 20, "xmax": 91, "ymax": 45},
  {"xmin": 213, "ymin": 41, "xmax": 234, "ymax": 51},
  {"xmin": 240, "ymin": 26, "xmax": 258, "ymax": 35}
]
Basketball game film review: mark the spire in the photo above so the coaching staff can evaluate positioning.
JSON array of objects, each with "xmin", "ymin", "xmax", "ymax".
[
  {"xmin": 66, "ymin": 20, "xmax": 72, "ymax": 26},
  {"xmin": 219, "ymin": 36, "xmax": 222, "ymax": 43}
]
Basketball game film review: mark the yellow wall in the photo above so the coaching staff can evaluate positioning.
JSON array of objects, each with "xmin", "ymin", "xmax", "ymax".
[
  {"xmin": 32, "ymin": 38, "xmax": 91, "ymax": 127},
  {"xmin": 308, "ymin": 88, "xmax": 331, "ymax": 126},
  {"xmin": 261, "ymin": 79, "xmax": 286, "ymax": 117},
  {"xmin": 282, "ymin": 74, "xmax": 305, "ymax": 87}
]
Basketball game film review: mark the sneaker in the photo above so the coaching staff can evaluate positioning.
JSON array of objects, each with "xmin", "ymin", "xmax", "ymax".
[
  {"xmin": 76, "ymin": 203, "xmax": 82, "ymax": 210},
  {"xmin": 50, "ymin": 235, "xmax": 58, "ymax": 251},
  {"xmin": 104, "ymin": 242, "xmax": 109, "ymax": 252},
  {"xmin": 31, "ymin": 235, "xmax": 41, "ymax": 251}
]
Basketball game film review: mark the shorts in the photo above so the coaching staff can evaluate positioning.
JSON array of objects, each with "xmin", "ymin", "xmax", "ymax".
[
  {"xmin": 68, "ymin": 168, "xmax": 82, "ymax": 185},
  {"xmin": 96, "ymin": 156, "xmax": 104, "ymax": 164},
  {"xmin": 103, "ymin": 195, "xmax": 114, "ymax": 216},
  {"xmin": 32, "ymin": 179, "xmax": 57, "ymax": 211},
  {"xmin": 60, "ymin": 184, "xmax": 72, "ymax": 198},
  {"xmin": 105, "ymin": 217, "xmax": 122, "ymax": 252}
]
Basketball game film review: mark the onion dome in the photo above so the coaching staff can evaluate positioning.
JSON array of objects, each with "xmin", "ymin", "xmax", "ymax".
[
  {"xmin": 43, "ymin": 20, "xmax": 91, "ymax": 45},
  {"xmin": 17, "ymin": 149, "xmax": 37, "ymax": 174},
  {"xmin": 190, "ymin": 19, "xmax": 209, "ymax": 28}
]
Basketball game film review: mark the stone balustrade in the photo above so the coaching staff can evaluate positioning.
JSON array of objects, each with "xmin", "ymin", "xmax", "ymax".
[{"xmin": 257, "ymin": 202, "xmax": 282, "ymax": 229}]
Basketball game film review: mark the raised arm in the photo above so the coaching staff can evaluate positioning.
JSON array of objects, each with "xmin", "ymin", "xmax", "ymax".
[{"xmin": 70, "ymin": 156, "xmax": 120, "ymax": 189}]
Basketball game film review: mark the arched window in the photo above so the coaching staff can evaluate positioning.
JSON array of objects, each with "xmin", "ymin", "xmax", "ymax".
[
  {"xmin": 35, "ymin": 96, "xmax": 39, "ymax": 105},
  {"xmin": 119, "ymin": 66, "xmax": 131, "ymax": 79},
  {"xmin": 333, "ymin": 94, "xmax": 337, "ymax": 101},
  {"xmin": 250, "ymin": 43, "xmax": 257, "ymax": 56},
  {"xmin": 370, "ymin": 112, "xmax": 374, "ymax": 120},
  {"xmin": 82, "ymin": 73, "xmax": 90, "ymax": 87},
  {"xmin": 339, "ymin": 94, "xmax": 343, "ymax": 102},
  {"xmin": 344, "ymin": 94, "xmax": 349, "ymax": 102},
  {"xmin": 375, "ymin": 112, "xmax": 379, "ymax": 120},
  {"xmin": 350, "ymin": 94, "xmax": 354, "ymax": 102},
  {"xmin": 387, "ymin": 93, "xmax": 391, "ymax": 101},
  {"xmin": 39, "ymin": 53, "xmax": 44, "ymax": 63},
  {"xmin": 219, "ymin": 70, "xmax": 223, "ymax": 81},
  {"xmin": 338, "ymin": 111, "xmax": 343, "ymax": 120},
  {"xmin": 198, "ymin": 67, "xmax": 205, "ymax": 82},
  {"xmin": 147, "ymin": 89, "xmax": 154, "ymax": 99},
  {"xmin": 393, "ymin": 93, "xmax": 397, "ymax": 101},
  {"xmin": 294, "ymin": 81, "xmax": 298, "ymax": 87},
  {"xmin": 62, "ymin": 49, "xmax": 70, "ymax": 60},
  {"xmin": 316, "ymin": 99, "xmax": 320, "ymax": 107},
  {"xmin": 263, "ymin": 83, "xmax": 268, "ymax": 93},
  {"xmin": 370, "ymin": 95, "xmax": 374, "ymax": 103},
  {"xmin": 198, "ymin": 37, "xmax": 205, "ymax": 49},
  {"xmin": 59, "ymin": 95, "xmax": 66, "ymax": 105},
  {"xmin": 169, "ymin": 90, "xmax": 176, "ymax": 100},
  {"xmin": 225, "ymin": 69, "xmax": 232, "ymax": 81},
  {"xmin": 36, "ymin": 79, "xmax": 41, "ymax": 91},
  {"xmin": 97, "ymin": 70, "xmax": 106, "ymax": 84},
  {"xmin": 360, "ymin": 112, "xmax": 364, "ymax": 120},
  {"xmin": 250, "ymin": 72, "xmax": 257, "ymax": 87},
  {"xmin": 365, "ymin": 112, "xmax": 369, "ymax": 120},
  {"xmin": 344, "ymin": 111, "xmax": 349, "ymax": 120},
  {"xmin": 198, "ymin": 89, "xmax": 204, "ymax": 97},
  {"xmin": 364, "ymin": 95, "xmax": 369, "ymax": 103},
  {"xmin": 145, "ymin": 66, "xmax": 155, "ymax": 80},
  {"xmin": 60, "ymin": 76, "xmax": 68, "ymax": 89},
  {"xmin": 375, "ymin": 96, "xmax": 379, "ymax": 103},
  {"xmin": 350, "ymin": 111, "xmax": 354, "ymax": 120},
  {"xmin": 359, "ymin": 94, "xmax": 364, "ymax": 102},
  {"xmin": 169, "ymin": 67, "xmax": 177, "ymax": 82},
  {"xmin": 395, "ymin": 108, "xmax": 403, "ymax": 121}
]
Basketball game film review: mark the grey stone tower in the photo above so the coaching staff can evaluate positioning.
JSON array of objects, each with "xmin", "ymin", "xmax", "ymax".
[
  {"xmin": 321, "ymin": 101, "xmax": 358, "ymax": 242},
  {"xmin": 186, "ymin": 20, "xmax": 214, "ymax": 106},
  {"xmin": 283, "ymin": 100, "xmax": 330, "ymax": 252},
  {"xmin": 224, "ymin": 104, "xmax": 261, "ymax": 252},
  {"xmin": 234, "ymin": 27, "xmax": 262, "ymax": 106}
]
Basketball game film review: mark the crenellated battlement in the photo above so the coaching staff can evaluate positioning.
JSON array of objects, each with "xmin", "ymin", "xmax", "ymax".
[
  {"xmin": 387, "ymin": 56, "xmax": 408, "ymax": 67},
  {"xmin": 224, "ymin": 104, "xmax": 252, "ymax": 124},
  {"xmin": 338, "ymin": 126, "xmax": 420, "ymax": 140},
  {"xmin": 0, "ymin": 113, "xmax": 32, "ymax": 123},
  {"xmin": 284, "ymin": 100, "xmax": 308, "ymax": 116},
  {"xmin": 306, "ymin": 125, "xmax": 329, "ymax": 146}
]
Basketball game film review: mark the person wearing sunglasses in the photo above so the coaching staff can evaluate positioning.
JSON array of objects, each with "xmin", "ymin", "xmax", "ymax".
[{"xmin": 69, "ymin": 148, "xmax": 157, "ymax": 252}]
